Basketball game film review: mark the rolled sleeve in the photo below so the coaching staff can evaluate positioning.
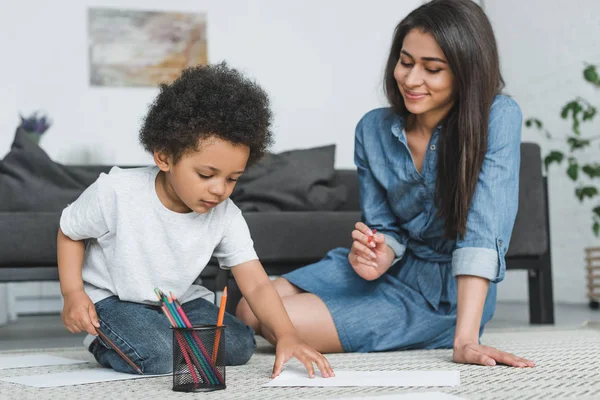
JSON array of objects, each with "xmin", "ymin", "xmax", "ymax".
[
  {"xmin": 452, "ymin": 97, "xmax": 522, "ymax": 283},
  {"xmin": 355, "ymin": 116, "xmax": 409, "ymax": 261},
  {"xmin": 384, "ymin": 234, "xmax": 407, "ymax": 262},
  {"xmin": 452, "ymin": 247, "xmax": 500, "ymax": 281}
]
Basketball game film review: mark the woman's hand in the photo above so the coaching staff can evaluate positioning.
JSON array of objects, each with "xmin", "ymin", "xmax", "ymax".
[
  {"xmin": 272, "ymin": 334, "xmax": 335, "ymax": 378},
  {"xmin": 348, "ymin": 222, "xmax": 395, "ymax": 280},
  {"xmin": 453, "ymin": 340, "xmax": 535, "ymax": 368}
]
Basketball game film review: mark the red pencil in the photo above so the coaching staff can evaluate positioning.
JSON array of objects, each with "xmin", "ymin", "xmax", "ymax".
[{"xmin": 367, "ymin": 228, "xmax": 377, "ymax": 245}]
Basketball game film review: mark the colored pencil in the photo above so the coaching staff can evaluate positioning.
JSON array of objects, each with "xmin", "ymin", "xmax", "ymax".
[
  {"xmin": 367, "ymin": 228, "xmax": 377, "ymax": 245},
  {"xmin": 153, "ymin": 290, "xmax": 201, "ymax": 384},
  {"xmin": 96, "ymin": 328, "xmax": 143, "ymax": 374},
  {"xmin": 155, "ymin": 288, "xmax": 221, "ymax": 384},
  {"xmin": 213, "ymin": 287, "xmax": 227, "ymax": 363},
  {"xmin": 171, "ymin": 292, "xmax": 225, "ymax": 383}
]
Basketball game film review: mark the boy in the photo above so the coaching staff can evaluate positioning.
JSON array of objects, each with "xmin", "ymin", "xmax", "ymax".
[{"xmin": 57, "ymin": 63, "xmax": 333, "ymax": 378}]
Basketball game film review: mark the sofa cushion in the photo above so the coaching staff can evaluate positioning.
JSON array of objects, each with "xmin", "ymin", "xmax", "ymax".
[
  {"xmin": 0, "ymin": 130, "xmax": 102, "ymax": 212},
  {"xmin": 0, "ymin": 212, "xmax": 61, "ymax": 266},
  {"xmin": 244, "ymin": 211, "xmax": 360, "ymax": 264},
  {"xmin": 332, "ymin": 170, "xmax": 361, "ymax": 211},
  {"xmin": 231, "ymin": 144, "xmax": 347, "ymax": 211},
  {"xmin": 0, "ymin": 212, "xmax": 219, "ymax": 282}
]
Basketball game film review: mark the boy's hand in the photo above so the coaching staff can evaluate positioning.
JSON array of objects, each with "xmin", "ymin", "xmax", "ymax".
[
  {"xmin": 62, "ymin": 290, "xmax": 100, "ymax": 335},
  {"xmin": 348, "ymin": 222, "xmax": 395, "ymax": 281},
  {"xmin": 272, "ymin": 334, "xmax": 335, "ymax": 379}
]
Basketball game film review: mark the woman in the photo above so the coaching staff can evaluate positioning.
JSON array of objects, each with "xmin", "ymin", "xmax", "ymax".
[{"xmin": 237, "ymin": 0, "xmax": 534, "ymax": 368}]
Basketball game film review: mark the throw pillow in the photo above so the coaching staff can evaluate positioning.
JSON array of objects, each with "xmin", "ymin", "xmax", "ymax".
[{"xmin": 231, "ymin": 144, "xmax": 347, "ymax": 211}]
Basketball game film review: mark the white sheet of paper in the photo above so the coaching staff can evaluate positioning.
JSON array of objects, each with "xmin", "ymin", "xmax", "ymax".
[
  {"xmin": 0, "ymin": 354, "xmax": 88, "ymax": 370},
  {"xmin": 328, "ymin": 393, "xmax": 465, "ymax": 400},
  {"xmin": 264, "ymin": 367, "xmax": 460, "ymax": 387},
  {"xmin": 0, "ymin": 368, "xmax": 166, "ymax": 387}
]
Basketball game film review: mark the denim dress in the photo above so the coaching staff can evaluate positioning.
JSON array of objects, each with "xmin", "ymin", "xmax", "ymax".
[{"xmin": 284, "ymin": 95, "xmax": 522, "ymax": 352}]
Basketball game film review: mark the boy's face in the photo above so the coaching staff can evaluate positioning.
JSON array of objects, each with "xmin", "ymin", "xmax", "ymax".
[{"xmin": 155, "ymin": 137, "xmax": 250, "ymax": 214}]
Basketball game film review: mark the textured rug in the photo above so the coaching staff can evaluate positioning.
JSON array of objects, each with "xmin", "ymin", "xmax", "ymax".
[{"xmin": 1, "ymin": 323, "xmax": 599, "ymax": 400}]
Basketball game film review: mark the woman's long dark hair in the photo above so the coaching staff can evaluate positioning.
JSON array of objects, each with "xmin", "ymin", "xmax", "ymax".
[{"xmin": 383, "ymin": 0, "xmax": 504, "ymax": 239}]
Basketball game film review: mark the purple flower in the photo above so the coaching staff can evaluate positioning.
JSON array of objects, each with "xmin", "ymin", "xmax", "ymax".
[{"xmin": 19, "ymin": 112, "xmax": 52, "ymax": 135}]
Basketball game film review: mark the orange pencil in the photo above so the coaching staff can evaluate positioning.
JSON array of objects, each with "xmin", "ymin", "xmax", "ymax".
[{"xmin": 212, "ymin": 287, "xmax": 227, "ymax": 363}]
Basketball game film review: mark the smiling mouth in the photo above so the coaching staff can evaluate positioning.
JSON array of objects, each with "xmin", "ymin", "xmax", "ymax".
[
  {"xmin": 404, "ymin": 89, "xmax": 427, "ymax": 97},
  {"xmin": 404, "ymin": 89, "xmax": 428, "ymax": 99}
]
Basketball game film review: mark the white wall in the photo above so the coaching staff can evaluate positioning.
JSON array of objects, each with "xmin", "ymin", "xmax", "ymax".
[
  {"xmin": 0, "ymin": 0, "xmax": 421, "ymax": 166},
  {"xmin": 485, "ymin": 0, "xmax": 600, "ymax": 304}
]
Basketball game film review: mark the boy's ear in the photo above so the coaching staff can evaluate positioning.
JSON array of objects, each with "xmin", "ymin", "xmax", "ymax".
[{"xmin": 154, "ymin": 151, "xmax": 172, "ymax": 172}]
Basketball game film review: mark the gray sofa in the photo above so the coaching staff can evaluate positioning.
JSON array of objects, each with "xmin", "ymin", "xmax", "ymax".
[{"xmin": 0, "ymin": 143, "xmax": 554, "ymax": 324}]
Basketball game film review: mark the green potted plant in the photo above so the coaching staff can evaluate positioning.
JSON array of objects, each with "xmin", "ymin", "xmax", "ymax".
[{"xmin": 526, "ymin": 64, "xmax": 599, "ymax": 309}]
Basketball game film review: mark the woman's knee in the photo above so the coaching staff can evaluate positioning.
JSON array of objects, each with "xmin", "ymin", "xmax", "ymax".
[
  {"xmin": 272, "ymin": 277, "xmax": 304, "ymax": 297},
  {"xmin": 235, "ymin": 298, "xmax": 255, "ymax": 327},
  {"xmin": 236, "ymin": 278, "xmax": 301, "ymax": 322}
]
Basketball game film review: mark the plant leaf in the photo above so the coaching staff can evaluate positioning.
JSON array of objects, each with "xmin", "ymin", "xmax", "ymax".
[
  {"xmin": 544, "ymin": 151, "xmax": 564, "ymax": 170},
  {"xmin": 593, "ymin": 206, "xmax": 600, "ymax": 218},
  {"xmin": 561, "ymin": 102, "xmax": 574, "ymax": 119},
  {"xmin": 583, "ymin": 106, "xmax": 596, "ymax": 121},
  {"xmin": 567, "ymin": 136, "xmax": 591, "ymax": 151},
  {"xmin": 584, "ymin": 65, "xmax": 599, "ymax": 85},
  {"xmin": 567, "ymin": 163, "xmax": 579, "ymax": 181},
  {"xmin": 594, "ymin": 221, "xmax": 600, "ymax": 236},
  {"xmin": 575, "ymin": 186, "xmax": 599, "ymax": 202},
  {"xmin": 583, "ymin": 164, "xmax": 600, "ymax": 179}
]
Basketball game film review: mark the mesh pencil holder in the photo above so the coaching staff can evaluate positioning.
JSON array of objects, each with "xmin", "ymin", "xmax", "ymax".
[{"xmin": 172, "ymin": 325, "xmax": 226, "ymax": 392}]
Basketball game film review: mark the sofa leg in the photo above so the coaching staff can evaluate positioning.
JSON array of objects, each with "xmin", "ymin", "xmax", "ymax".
[{"xmin": 528, "ymin": 267, "xmax": 555, "ymax": 324}]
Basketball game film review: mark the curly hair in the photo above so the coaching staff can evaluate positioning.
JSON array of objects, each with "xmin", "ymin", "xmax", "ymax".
[{"xmin": 139, "ymin": 62, "xmax": 273, "ymax": 166}]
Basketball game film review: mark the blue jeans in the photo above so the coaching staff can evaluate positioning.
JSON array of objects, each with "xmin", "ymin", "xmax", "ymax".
[{"xmin": 89, "ymin": 296, "xmax": 256, "ymax": 374}]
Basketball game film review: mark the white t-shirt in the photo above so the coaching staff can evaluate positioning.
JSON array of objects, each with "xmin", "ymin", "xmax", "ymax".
[{"xmin": 59, "ymin": 166, "xmax": 258, "ymax": 305}]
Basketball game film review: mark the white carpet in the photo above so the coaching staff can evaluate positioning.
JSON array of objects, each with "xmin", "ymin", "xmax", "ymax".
[{"xmin": 1, "ymin": 324, "xmax": 599, "ymax": 400}]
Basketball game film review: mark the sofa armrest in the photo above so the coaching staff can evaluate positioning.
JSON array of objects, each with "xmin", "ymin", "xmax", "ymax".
[{"xmin": 0, "ymin": 212, "xmax": 61, "ymax": 267}]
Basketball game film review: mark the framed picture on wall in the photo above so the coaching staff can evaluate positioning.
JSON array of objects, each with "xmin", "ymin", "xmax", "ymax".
[{"xmin": 88, "ymin": 8, "xmax": 208, "ymax": 87}]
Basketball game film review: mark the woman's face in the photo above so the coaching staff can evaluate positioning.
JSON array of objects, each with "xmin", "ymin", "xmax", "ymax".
[{"xmin": 394, "ymin": 29, "xmax": 455, "ymax": 118}]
